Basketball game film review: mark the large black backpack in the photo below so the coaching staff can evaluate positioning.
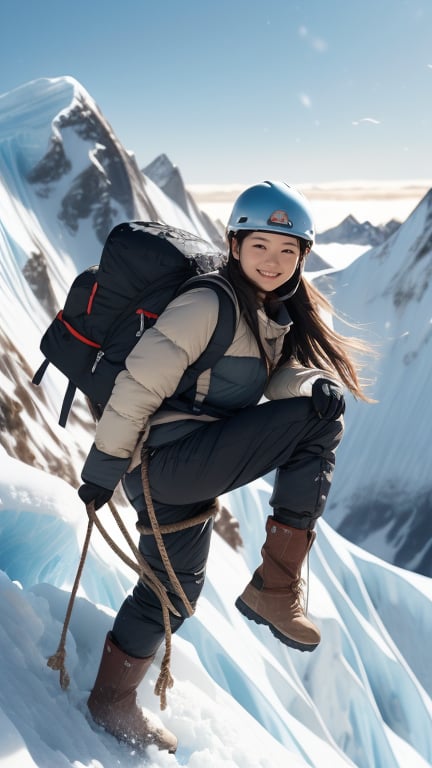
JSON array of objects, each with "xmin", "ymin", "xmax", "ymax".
[{"xmin": 32, "ymin": 221, "xmax": 237, "ymax": 427}]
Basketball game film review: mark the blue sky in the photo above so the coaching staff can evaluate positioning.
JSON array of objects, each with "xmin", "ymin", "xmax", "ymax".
[{"xmin": 1, "ymin": 0, "xmax": 431, "ymax": 185}]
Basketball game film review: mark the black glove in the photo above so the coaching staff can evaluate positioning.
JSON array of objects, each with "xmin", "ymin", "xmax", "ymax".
[
  {"xmin": 312, "ymin": 378, "xmax": 345, "ymax": 420},
  {"xmin": 78, "ymin": 482, "xmax": 113, "ymax": 510}
]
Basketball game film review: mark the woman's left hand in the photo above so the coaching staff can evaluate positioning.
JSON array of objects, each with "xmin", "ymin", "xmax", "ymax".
[{"xmin": 312, "ymin": 378, "xmax": 345, "ymax": 420}]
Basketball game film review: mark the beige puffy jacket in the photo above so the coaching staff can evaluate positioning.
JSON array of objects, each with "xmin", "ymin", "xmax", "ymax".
[{"xmin": 82, "ymin": 284, "xmax": 340, "ymax": 483}]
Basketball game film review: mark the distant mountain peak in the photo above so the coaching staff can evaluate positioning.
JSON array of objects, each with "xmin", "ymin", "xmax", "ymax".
[
  {"xmin": 144, "ymin": 153, "xmax": 188, "ymax": 213},
  {"xmin": 143, "ymin": 153, "xmax": 225, "ymax": 248},
  {"xmin": 143, "ymin": 152, "xmax": 177, "ymax": 185},
  {"xmin": 316, "ymin": 215, "xmax": 400, "ymax": 246}
]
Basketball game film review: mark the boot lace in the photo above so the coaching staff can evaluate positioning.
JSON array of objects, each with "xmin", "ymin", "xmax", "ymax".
[
  {"xmin": 291, "ymin": 546, "xmax": 311, "ymax": 615},
  {"xmin": 291, "ymin": 578, "xmax": 307, "ymax": 611}
]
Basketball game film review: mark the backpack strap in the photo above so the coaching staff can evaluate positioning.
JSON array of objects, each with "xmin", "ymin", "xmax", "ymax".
[
  {"xmin": 58, "ymin": 381, "xmax": 77, "ymax": 428},
  {"xmin": 180, "ymin": 274, "xmax": 237, "ymax": 371},
  {"xmin": 32, "ymin": 357, "xmax": 77, "ymax": 428},
  {"xmin": 167, "ymin": 274, "xmax": 238, "ymax": 415},
  {"xmin": 32, "ymin": 358, "xmax": 50, "ymax": 385}
]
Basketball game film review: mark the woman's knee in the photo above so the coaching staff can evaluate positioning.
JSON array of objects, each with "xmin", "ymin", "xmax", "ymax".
[{"xmin": 112, "ymin": 572, "xmax": 204, "ymax": 658}]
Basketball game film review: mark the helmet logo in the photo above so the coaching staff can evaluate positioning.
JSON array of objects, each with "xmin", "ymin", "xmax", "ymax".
[{"xmin": 268, "ymin": 210, "xmax": 293, "ymax": 227}]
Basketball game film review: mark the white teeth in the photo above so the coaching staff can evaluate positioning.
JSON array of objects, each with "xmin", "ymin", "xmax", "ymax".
[{"xmin": 259, "ymin": 270, "xmax": 279, "ymax": 277}]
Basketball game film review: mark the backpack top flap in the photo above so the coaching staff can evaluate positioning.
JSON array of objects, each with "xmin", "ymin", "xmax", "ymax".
[
  {"xmin": 81, "ymin": 222, "xmax": 226, "ymax": 345},
  {"xmin": 97, "ymin": 222, "xmax": 198, "ymax": 299}
]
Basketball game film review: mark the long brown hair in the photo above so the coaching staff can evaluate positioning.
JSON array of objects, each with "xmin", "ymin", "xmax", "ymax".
[{"xmin": 221, "ymin": 231, "xmax": 373, "ymax": 402}]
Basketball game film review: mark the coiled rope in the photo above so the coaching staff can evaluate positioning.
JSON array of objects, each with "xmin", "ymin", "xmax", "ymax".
[{"xmin": 47, "ymin": 447, "xmax": 217, "ymax": 710}]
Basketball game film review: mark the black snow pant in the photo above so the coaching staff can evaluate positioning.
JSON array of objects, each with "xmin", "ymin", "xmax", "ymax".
[{"xmin": 112, "ymin": 397, "xmax": 343, "ymax": 657}]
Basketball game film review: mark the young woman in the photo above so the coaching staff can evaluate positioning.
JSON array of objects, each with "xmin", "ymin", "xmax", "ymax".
[{"xmin": 78, "ymin": 181, "xmax": 369, "ymax": 753}]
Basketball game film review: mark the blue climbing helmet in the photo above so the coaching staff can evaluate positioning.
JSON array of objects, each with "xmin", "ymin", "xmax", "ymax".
[{"xmin": 226, "ymin": 181, "xmax": 315, "ymax": 247}]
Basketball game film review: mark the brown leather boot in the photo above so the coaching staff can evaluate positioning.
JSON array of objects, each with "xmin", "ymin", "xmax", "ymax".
[
  {"xmin": 87, "ymin": 633, "xmax": 177, "ymax": 753},
  {"xmin": 236, "ymin": 517, "xmax": 320, "ymax": 652}
]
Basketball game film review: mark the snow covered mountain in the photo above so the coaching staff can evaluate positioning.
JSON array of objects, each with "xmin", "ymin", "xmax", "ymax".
[
  {"xmin": 317, "ymin": 190, "xmax": 432, "ymax": 575},
  {"xmin": 0, "ymin": 75, "xmax": 431, "ymax": 768}
]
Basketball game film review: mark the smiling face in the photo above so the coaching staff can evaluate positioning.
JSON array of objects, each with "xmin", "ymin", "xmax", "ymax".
[{"xmin": 231, "ymin": 231, "xmax": 304, "ymax": 294}]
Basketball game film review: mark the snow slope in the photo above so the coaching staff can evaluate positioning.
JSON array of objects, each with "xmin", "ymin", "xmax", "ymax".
[{"xmin": 1, "ymin": 447, "xmax": 431, "ymax": 768}]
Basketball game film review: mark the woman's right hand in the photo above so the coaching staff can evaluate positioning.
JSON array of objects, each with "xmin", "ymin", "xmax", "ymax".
[{"xmin": 78, "ymin": 482, "xmax": 113, "ymax": 510}]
